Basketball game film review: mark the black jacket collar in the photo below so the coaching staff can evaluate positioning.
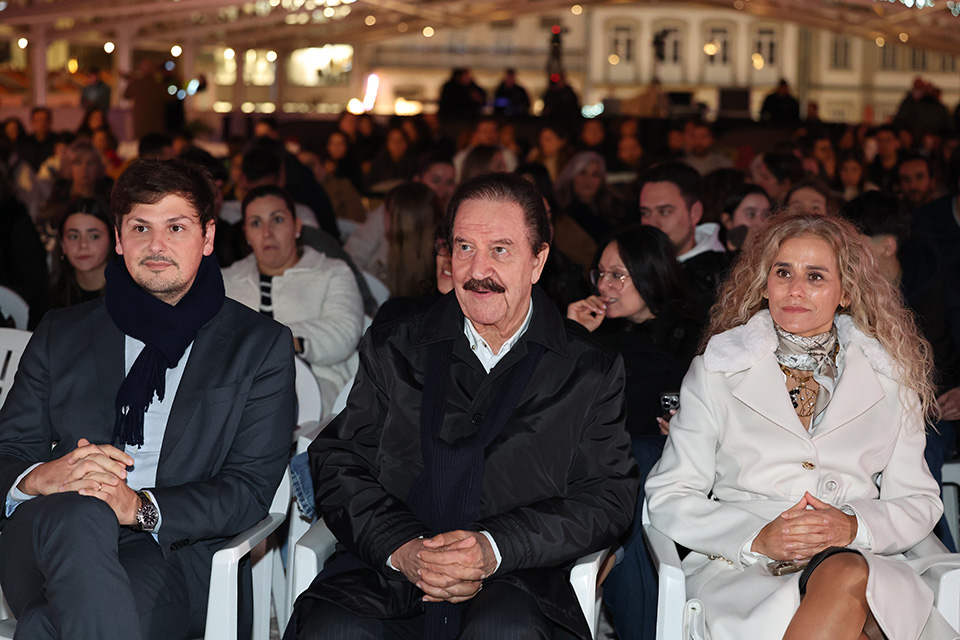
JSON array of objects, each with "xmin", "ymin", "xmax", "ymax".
[{"xmin": 413, "ymin": 285, "xmax": 568, "ymax": 358}]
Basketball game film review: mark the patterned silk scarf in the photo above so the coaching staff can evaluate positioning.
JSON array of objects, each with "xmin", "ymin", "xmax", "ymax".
[{"xmin": 774, "ymin": 322, "xmax": 839, "ymax": 420}]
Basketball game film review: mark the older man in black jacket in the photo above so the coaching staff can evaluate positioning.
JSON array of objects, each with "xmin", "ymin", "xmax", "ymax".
[{"xmin": 288, "ymin": 172, "xmax": 638, "ymax": 639}]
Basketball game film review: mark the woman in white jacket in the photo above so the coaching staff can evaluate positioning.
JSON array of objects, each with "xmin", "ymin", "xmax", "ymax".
[
  {"xmin": 222, "ymin": 184, "xmax": 363, "ymax": 416},
  {"xmin": 646, "ymin": 212, "xmax": 954, "ymax": 639}
]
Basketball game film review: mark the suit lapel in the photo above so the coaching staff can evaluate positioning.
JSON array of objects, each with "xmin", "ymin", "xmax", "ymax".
[
  {"xmin": 92, "ymin": 317, "xmax": 125, "ymax": 440},
  {"xmin": 159, "ymin": 312, "xmax": 233, "ymax": 465},
  {"xmin": 814, "ymin": 346, "xmax": 884, "ymax": 438},
  {"xmin": 732, "ymin": 356, "xmax": 810, "ymax": 440}
]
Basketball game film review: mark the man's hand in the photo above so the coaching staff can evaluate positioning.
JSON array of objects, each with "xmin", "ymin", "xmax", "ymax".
[
  {"xmin": 938, "ymin": 387, "xmax": 960, "ymax": 421},
  {"xmin": 62, "ymin": 472, "xmax": 142, "ymax": 526},
  {"xmin": 17, "ymin": 438, "xmax": 132, "ymax": 498},
  {"xmin": 389, "ymin": 531, "xmax": 496, "ymax": 604},
  {"xmin": 752, "ymin": 492, "xmax": 857, "ymax": 562}
]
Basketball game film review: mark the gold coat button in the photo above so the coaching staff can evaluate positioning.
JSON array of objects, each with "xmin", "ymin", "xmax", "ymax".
[{"xmin": 802, "ymin": 461, "xmax": 816, "ymax": 470}]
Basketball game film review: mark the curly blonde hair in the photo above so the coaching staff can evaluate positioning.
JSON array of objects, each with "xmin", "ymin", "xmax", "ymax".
[{"xmin": 704, "ymin": 212, "xmax": 937, "ymax": 423}]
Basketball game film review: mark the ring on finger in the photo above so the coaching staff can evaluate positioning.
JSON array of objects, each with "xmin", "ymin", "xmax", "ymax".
[{"xmin": 98, "ymin": 482, "xmax": 102, "ymax": 491}]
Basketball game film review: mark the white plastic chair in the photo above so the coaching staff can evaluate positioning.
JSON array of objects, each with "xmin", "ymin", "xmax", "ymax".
[
  {"xmin": 941, "ymin": 460, "xmax": 960, "ymax": 549},
  {"xmin": 361, "ymin": 271, "xmax": 390, "ymax": 308},
  {"xmin": 0, "ymin": 469, "xmax": 291, "ymax": 640},
  {"xmin": 290, "ymin": 518, "xmax": 608, "ymax": 638},
  {"xmin": 0, "ymin": 286, "xmax": 29, "ymax": 330},
  {"xmin": 0, "ymin": 328, "xmax": 32, "ymax": 411},
  {"xmin": 294, "ymin": 356, "xmax": 322, "ymax": 425},
  {"xmin": 641, "ymin": 500, "xmax": 960, "ymax": 639}
]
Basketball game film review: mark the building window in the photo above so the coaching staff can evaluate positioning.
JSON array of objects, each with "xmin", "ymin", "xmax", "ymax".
[
  {"xmin": 941, "ymin": 54, "xmax": 958, "ymax": 73},
  {"xmin": 654, "ymin": 27, "xmax": 682, "ymax": 65},
  {"xmin": 287, "ymin": 45, "xmax": 353, "ymax": 87},
  {"xmin": 910, "ymin": 48, "xmax": 927, "ymax": 71},
  {"xmin": 755, "ymin": 27, "xmax": 776, "ymax": 66},
  {"xmin": 879, "ymin": 45, "xmax": 898, "ymax": 71},
  {"xmin": 830, "ymin": 35, "xmax": 851, "ymax": 70},
  {"xmin": 612, "ymin": 25, "xmax": 635, "ymax": 62},
  {"xmin": 539, "ymin": 16, "xmax": 562, "ymax": 29},
  {"xmin": 704, "ymin": 27, "xmax": 729, "ymax": 65}
]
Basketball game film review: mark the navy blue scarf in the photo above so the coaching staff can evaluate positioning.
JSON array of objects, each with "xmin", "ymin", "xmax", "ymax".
[{"xmin": 104, "ymin": 253, "xmax": 224, "ymax": 448}]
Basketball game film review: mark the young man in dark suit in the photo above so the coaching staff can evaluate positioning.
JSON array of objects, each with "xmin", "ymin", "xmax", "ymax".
[{"xmin": 0, "ymin": 159, "xmax": 296, "ymax": 639}]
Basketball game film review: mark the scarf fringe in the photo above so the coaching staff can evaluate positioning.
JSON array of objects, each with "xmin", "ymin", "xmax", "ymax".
[{"xmin": 112, "ymin": 346, "xmax": 168, "ymax": 448}]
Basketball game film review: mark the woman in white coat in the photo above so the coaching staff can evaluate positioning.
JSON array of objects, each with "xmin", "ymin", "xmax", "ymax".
[
  {"xmin": 646, "ymin": 212, "xmax": 954, "ymax": 639},
  {"xmin": 222, "ymin": 184, "xmax": 364, "ymax": 416}
]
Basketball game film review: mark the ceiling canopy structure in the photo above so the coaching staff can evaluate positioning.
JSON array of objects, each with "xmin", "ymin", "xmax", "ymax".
[{"xmin": 0, "ymin": 0, "xmax": 958, "ymax": 57}]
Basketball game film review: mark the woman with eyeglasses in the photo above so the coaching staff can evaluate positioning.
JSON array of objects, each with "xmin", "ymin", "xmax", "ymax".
[
  {"xmin": 566, "ymin": 224, "xmax": 701, "ymax": 436},
  {"xmin": 567, "ymin": 225, "xmax": 703, "ymax": 640}
]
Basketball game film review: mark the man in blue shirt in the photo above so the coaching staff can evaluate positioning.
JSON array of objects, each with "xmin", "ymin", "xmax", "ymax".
[{"xmin": 0, "ymin": 158, "xmax": 296, "ymax": 640}]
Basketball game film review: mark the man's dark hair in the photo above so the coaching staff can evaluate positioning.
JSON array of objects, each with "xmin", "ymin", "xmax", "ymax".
[
  {"xmin": 138, "ymin": 133, "xmax": 172, "ymax": 159},
  {"xmin": 242, "ymin": 148, "xmax": 282, "ymax": 183},
  {"xmin": 636, "ymin": 162, "xmax": 703, "ymax": 210},
  {"xmin": 257, "ymin": 117, "xmax": 279, "ymax": 133},
  {"xmin": 178, "ymin": 146, "xmax": 229, "ymax": 184},
  {"xmin": 173, "ymin": 128, "xmax": 195, "ymax": 144},
  {"xmin": 242, "ymin": 184, "xmax": 298, "ymax": 223},
  {"xmin": 874, "ymin": 124, "xmax": 898, "ymax": 138},
  {"xmin": 603, "ymin": 225, "xmax": 683, "ymax": 317},
  {"xmin": 30, "ymin": 106, "xmax": 51, "ymax": 119},
  {"xmin": 948, "ymin": 145, "xmax": 960, "ymax": 195},
  {"xmin": 417, "ymin": 151, "xmax": 453, "ymax": 177},
  {"xmin": 111, "ymin": 159, "xmax": 217, "ymax": 236},
  {"xmin": 840, "ymin": 191, "xmax": 911, "ymax": 257},
  {"xmin": 761, "ymin": 152, "xmax": 804, "ymax": 186},
  {"xmin": 445, "ymin": 172, "xmax": 551, "ymax": 256},
  {"xmin": 896, "ymin": 152, "xmax": 934, "ymax": 180}
]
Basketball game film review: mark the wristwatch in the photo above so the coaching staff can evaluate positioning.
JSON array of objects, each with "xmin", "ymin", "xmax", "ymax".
[{"xmin": 132, "ymin": 491, "xmax": 159, "ymax": 532}]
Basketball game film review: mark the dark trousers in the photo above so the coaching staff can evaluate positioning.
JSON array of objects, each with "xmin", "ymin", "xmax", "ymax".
[
  {"xmin": 925, "ymin": 419, "xmax": 957, "ymax": 552},
  {"xmin": 602, "ymin": 434, "xmax": 665, "ymax": 640},
  {"xmin": 293, "ymin": 581, "xmax": 578, "ymax": 640},
  {"xmin": 0, "ymin": 492, "xmax": 193, "ymax": 640}
]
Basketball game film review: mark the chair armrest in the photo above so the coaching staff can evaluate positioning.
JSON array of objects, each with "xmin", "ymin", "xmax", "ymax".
[
  {"xmin": 642, "ymin": 505, "xmax": 687, "ymax": 640},
  {"xmin": 204, "ymin": 512, "xmax": 288, "ymax": 640},
  {"xmin": 292, "ymin": 518, "xmax": 339, "ymax": 600},
  {"xmin": 569, "ymin": 548, "xmax": 608, "ymax": 639},
  {"xmin": 905, "ymin": 532, "xmax": 960, "ymax": 631}
]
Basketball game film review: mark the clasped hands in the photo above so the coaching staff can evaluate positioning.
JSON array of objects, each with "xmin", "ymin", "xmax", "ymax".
[
  {"xmin": 752, "ymin": 492, "xmax": 858, "ymax": 562},
  {"xmin": 17, "ymin": 438, "xmax": 141, "ymax": 525},
  {"xmin": 390, "ymin": 530, "xmax": 497, "ymax": 604}
]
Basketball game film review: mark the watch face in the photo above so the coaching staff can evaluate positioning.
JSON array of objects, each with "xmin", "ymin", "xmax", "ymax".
[{"xmin": 138, "ymin": 497, "xmax": 159, "ymax": 532}]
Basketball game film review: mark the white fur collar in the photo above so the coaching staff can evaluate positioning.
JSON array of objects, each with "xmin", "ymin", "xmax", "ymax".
[{"xmin": 702, "ymin": 310, "xmax": 898, "ymax": 379}]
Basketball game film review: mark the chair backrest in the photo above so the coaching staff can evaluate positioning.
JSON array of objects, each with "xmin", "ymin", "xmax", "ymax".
[
  {"xmin": 0, "ymin": 328, "xmax": 32, "ymax": 411},
  {"xmin": 294, "ymin": 356, "xmax": 322, "ymax": 424},
  {"xmin": 0, "ymin": 287, "xmax": 29, "ymax": 330},
  {"xmin": 361, "ymin": 272, "xmax": 390, "ymax": 307}
]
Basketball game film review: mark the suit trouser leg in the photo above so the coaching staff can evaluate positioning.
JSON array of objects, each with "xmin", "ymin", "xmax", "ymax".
[
  {"xmin": 293, "ymin": 582, "xmax": 573, "ymax": 640},
  {"xmin": 0, "ymin": 492, "xmax": 190, "ymax": 640}
]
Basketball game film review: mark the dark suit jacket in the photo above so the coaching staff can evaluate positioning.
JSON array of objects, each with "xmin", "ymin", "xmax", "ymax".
[
  {"xmin": 0, "ymin": 298, "xmax": 296, "ymax": 616},
  {"xmin": 302, "ymin": 286, "xmax": 638, "ymax": 637}
]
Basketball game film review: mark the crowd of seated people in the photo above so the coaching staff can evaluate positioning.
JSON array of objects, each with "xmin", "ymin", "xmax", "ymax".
[{"xmin": 2, "ymin": 97, "xmax": 960, "ymax": 639}]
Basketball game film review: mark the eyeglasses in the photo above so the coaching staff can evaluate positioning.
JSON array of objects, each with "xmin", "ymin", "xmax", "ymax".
[{"xmin": 590, "ymin": 269, "xmax": 631, "ymax": 291}]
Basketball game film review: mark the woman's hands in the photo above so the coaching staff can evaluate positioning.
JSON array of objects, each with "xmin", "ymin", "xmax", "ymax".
[
  {"xmin": 751, "ymin": 492, "xmax": 858, "ymax": 562},
  {"xmin": 566, "ymin": 296, "xmax": 607, "ymax": 333}
]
